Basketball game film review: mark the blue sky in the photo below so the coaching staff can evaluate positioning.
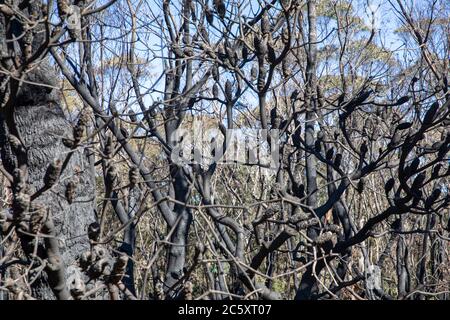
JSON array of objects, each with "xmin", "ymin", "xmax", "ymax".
[{"xmin": 111, "ymin": 0, "xmax": 432, "ymax": 116}]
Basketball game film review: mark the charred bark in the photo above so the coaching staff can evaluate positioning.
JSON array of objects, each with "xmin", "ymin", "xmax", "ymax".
[{"xmin": 0, "ymin": 65, "xmax": 96, "ymax": 299}]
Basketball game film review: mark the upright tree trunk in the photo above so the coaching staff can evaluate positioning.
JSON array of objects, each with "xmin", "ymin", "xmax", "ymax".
[
  {"xmin": 0, "ymin": 1, "xmax": 95, "ymax": 299},
  {"xmin": 0, "ymin": 66, "xmax": 96, "ymax": 299},
  {"xmin": 164, "ymin": 166, "xmax": 192, "ymax": 298},
  {"xmin": 296, "ymin": 0, "xmax": 320, "ymax": 300},
  {"xmin": 0, "ymin": 67, "xmax": 95, "ymax": 299}
]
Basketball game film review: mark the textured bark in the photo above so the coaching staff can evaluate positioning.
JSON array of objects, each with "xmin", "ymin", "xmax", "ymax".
[
  {"xmin": 0, "ymin": 63, "xmax": 96, "ymax": 299},
  {"xmin": 164, "ymin": 166, "xmax": 192, "ymax": 298}
]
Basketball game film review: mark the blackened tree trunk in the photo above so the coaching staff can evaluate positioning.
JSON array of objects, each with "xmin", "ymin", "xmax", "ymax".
[
  {"xmin": 296, "ymin": 0, "xmax": 320, "ymax": 300},
  {"xmin": 0, "ymin": 1, "xmax": 96, "ymax": 297},
  {"xmin": 0, "ymin": 65, "xmax": 96, "ymax": 299}
]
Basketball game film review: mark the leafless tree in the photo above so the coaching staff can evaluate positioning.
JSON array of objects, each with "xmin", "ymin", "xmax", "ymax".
[{"xmin": 0, "ymin": 0, "xmax": 449, "ymax": 300}]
